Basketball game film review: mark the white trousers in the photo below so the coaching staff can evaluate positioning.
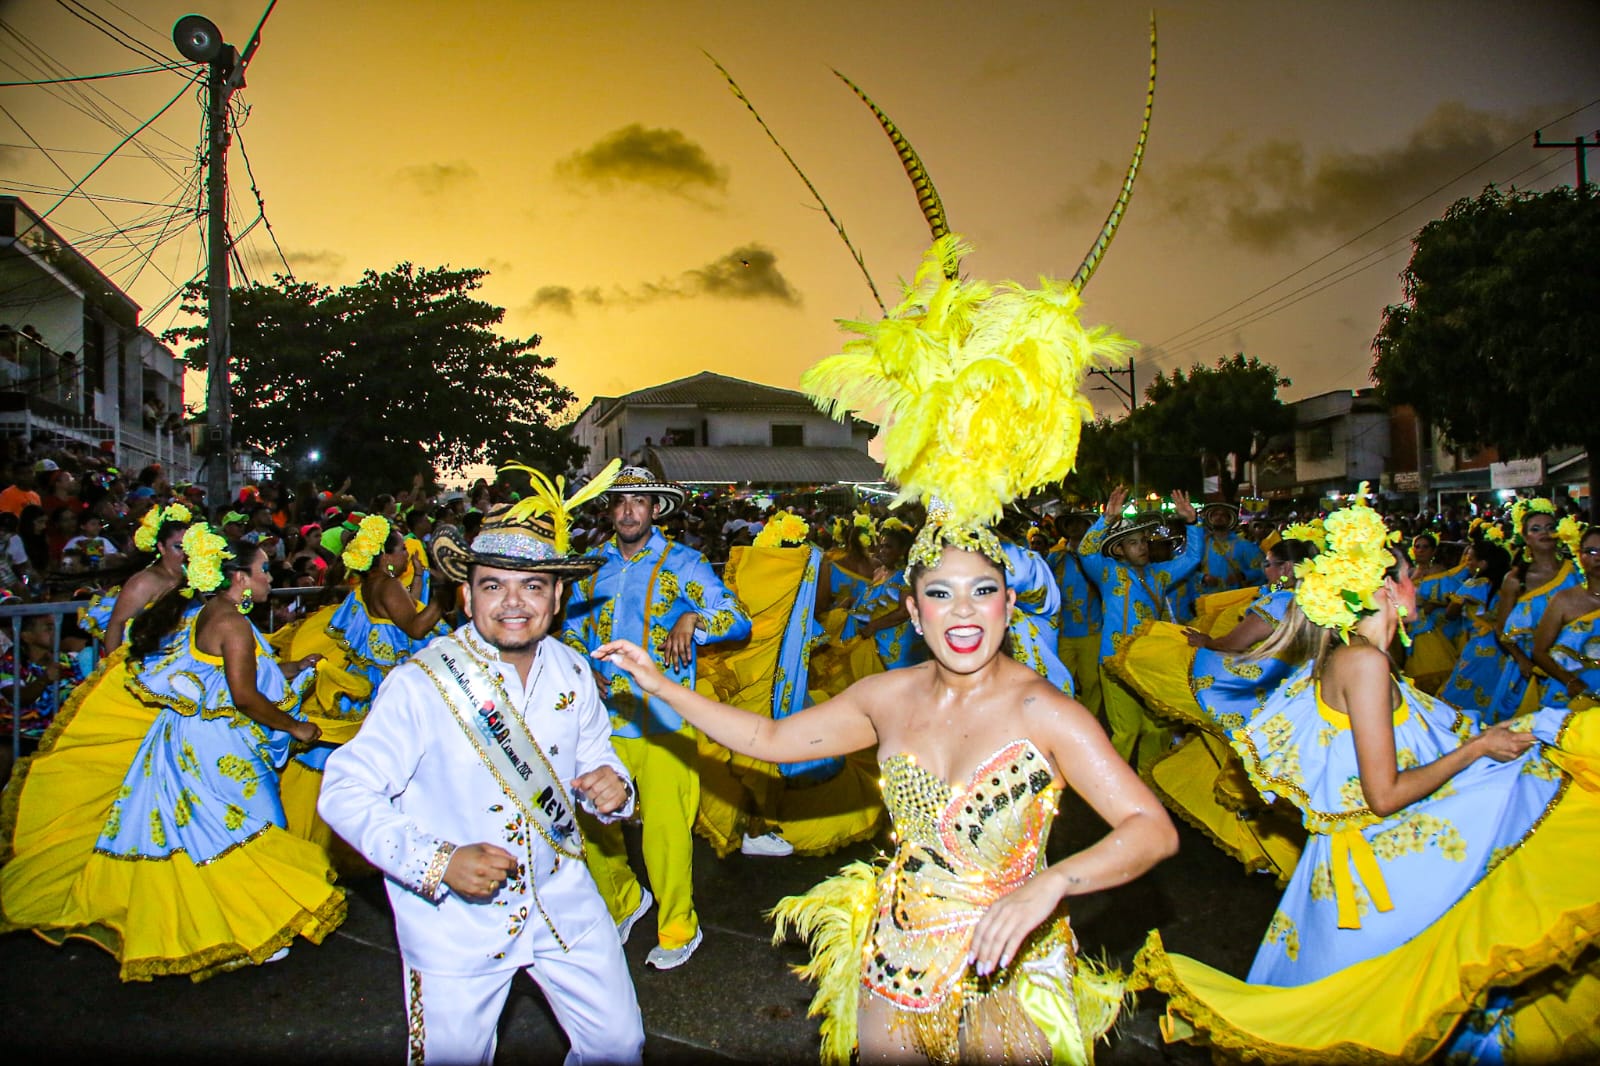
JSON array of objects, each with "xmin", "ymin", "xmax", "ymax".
[{"xmin": 402, "ymin": 925, "xmax": 643, "ymax": 1066}]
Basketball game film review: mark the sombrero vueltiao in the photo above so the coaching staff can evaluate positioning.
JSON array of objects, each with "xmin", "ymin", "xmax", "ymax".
[
  {"xmin": 431, "ymin": 507, "xmax": 601, "ymax": 582},
  {"xmin": 1100, "ymin": 511, "xmax": 1180, "ymax": 558},
  {"xmin": 1199, "ymin": 501, "xmax": 1241, "ymax": 530},
  {"xmin": 431, "ymin": 459, "xmax": 623, "ymax": 582},
  {"xmin": 605, "ymin": 465, "xmax": 685, "ymax": 518}
]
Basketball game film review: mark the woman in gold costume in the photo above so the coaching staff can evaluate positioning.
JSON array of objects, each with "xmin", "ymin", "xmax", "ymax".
[
  {"xmin": 681, "ymin": 22, "xmax": 1167, "ymax": 1060},
  {"xmin": 599, "ymin": 539, "xmax": 1175, "ymax": 1063}
]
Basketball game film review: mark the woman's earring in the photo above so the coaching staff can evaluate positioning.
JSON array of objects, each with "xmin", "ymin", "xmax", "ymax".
[
  {"xmin": 1392, "ymin": 597, "xmax": 1412, "ymax": 648},
  {"xmin": 237, "ymin": 589, "xmax": 254, "ymax": 615}
]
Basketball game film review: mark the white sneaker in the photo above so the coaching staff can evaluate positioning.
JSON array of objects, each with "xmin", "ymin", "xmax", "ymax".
[
  {"xmin": 645, "ymin": 926, "xmax": 703, "ymax": 970},
  {"xmin": 616, "ymin": 888, "xmax": 654, "ymax": 945},
  {"xmin": 741, "ymin": 831, "xmax": 795, "ymax": 857},
  {"xmin": 265, "ymin": 946, "xmax": 290, "ymax": 964}
]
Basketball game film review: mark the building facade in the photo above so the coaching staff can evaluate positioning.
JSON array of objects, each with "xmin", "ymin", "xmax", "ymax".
[
  {"xmin": 0, "ymin": 196, "xmax": 196, "ymax": 478},
  {"xmin": 567, "ymin": 371, "xmax": 880, "ymax": 487}
]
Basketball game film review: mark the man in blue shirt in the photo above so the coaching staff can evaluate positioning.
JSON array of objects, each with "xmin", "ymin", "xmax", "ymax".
[
  {"xmin": 563, "ymin": 468, "xmax": 750, "ymax": 970},
  {"xmin": 1078, "ymin": 487, "xmax": 1201, "ymax": 770},
  {"xmin": 1175, "ymin": 502, "xmax": 1265, "ymax": 620}
]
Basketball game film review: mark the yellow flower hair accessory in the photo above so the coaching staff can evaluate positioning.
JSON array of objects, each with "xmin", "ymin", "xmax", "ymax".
[
  {"xmin": 341, "ymin": 514, "xmax": 392, "ymax": 572},
  {"xmin": 754, "ymin": 510, "xmax": 811, "ymax": 548},
  {"xmin": 1507, "ymin": 497, "xmax": 1556, "ymax": 561},
  {"xmin": 498, "ymin": 457, "xmax": 622, "ymax": 554},
  {"xmin": 134, "ymin": 502, "xmax": 193, "ymax": 552},
  {"xmin": 180, "ymin": 523, "xmax": 233, "ymax": 594},
  {"xmin": 852, "ymin": 512, "xmax": 877, "ymax": 550},
  {"xmin": 1292, "ymin": 484, "xmax": 1401, "ymax": 642},
  {"xmin": 1509, "ymin": 497, "xmax": 1555, "ymax": 534},
  {"xmin": 1483, "ymin": 524, "xmax": 1509, "ymax": 547},
  {"xmin": 1557, "ymin": 515, "xmax": 1586, "ymax": 559},
  {"xmin": 1280, "ymin": 519, "xmax": 1327, "ymax": 553}
]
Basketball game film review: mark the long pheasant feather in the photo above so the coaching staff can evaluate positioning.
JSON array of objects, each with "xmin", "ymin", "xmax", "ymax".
[
  {"xmin": 832, "ymin": 70, "xmax": 953, "ymax": 265},
  {"xmin": 1070, "ymin": 16, "xmax": 1157, "ymax": 292},
  {"xmin": 705, "ymin": 52, "xmax": 886, "ymax": 315}
]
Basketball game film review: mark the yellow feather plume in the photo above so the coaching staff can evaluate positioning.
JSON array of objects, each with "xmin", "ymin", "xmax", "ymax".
[
  {"xmin": 498, "ymin": 458, "xmax": 622, "ymax": 555},
  {"xmin": 802, "ymin": 235, "xmax": 1134, "ymax": 532}
]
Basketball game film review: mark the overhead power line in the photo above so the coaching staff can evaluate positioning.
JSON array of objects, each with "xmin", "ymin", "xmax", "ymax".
[
  {"xmin": 1149, "ymin": 95, "xmax": 1600, "ymax": 360},
  {"xmin": 0, "ymin": 61, "xmax": 187, "ymax": 86}
]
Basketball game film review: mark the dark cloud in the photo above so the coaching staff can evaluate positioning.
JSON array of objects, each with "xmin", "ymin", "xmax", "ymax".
[
  {"xmin": 683, "ymin": 245, "xmax": 799, "ymax": 303},
  {"xmin": 527, "ymin": 244, "xmax": 800, "ymax": 315},
  {"xmin": 395, "ymin": 161, "xmax": 478, "ymax": 197},
  {"xmin": 526, "ymin": 284, "xmax": 606, "ymax": 316},
  {"xmin": 556, "ymin": 124, "xmax": 728, "ymax": 199},
  {"xmin": 281, "ymin": 249, "xmax": 346, "ymax": 275},
  {"xmin": 1056, "ymin": 103, "xmax": 1543, "ymax": 251}
]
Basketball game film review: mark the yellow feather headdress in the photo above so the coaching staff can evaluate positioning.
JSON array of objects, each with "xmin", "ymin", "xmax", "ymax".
[
  {"xmin": 716, "ymin": 20, "xmax": 1156, "ymax": 575},
  {"xmin": 802, "ymin": 235, "xmax": 1135, "ymax": 570}
]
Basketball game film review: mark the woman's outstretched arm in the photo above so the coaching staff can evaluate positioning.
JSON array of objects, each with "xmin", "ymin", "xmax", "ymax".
[{"xmin": 593, "ymin": 638, "xmax": 877, "ymax": 763}]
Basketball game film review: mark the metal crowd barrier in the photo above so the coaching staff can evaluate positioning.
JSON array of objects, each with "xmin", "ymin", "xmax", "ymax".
[{"xmin": 1, "ymin": 586, "xmax": 326, "ymax": 762}]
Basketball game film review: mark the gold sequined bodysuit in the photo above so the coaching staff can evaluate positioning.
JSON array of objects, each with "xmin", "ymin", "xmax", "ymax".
[{"xmin": 862, "ymin": 738, "xmax": 1118, "ymax": 1064}]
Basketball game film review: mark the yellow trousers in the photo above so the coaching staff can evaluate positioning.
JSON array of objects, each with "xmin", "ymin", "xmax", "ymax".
[
  {"xmin": 1101, "ymin": 667, "xmax": 1170, "ymax": 772},
  {"xmin": 581, "ymin": 730, "xmax": 700, "ymax": 950},
  {"xmin": 1058, "ymin": 633, "xmax": 1104, "ymax": 719}
]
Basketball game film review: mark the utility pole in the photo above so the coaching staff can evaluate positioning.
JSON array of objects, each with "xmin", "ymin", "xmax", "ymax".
[
  {"xmin": 1533, "ymin": 129, "xmax": 1598, "ymax": 191},
  {"xmin": 203, "ymin": 50, "xmax": 233, "ymax": 509},
  {"xmin": 1090, "ymin": 357, "xmax": 1140, "ymax": 498},
  {"xmin": 174, "ymin": 5, "xmax": 274, "ymax": 511}
]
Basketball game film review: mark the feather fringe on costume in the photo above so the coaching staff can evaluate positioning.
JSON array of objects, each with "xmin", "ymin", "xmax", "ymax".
[
  {"xmin": 769, "ymin": 861, "xmax": 879, "ymax": 1066},
  {"xmin": 801, "ymin": 235, "xmax": 1134, "ymax": 534}
]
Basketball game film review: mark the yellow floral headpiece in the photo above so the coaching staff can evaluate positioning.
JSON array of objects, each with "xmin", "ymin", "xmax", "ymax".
[
  {"xmin": 180, "ymin": 523, "xmax": 233, "ymax": 594},
  {"xmin": 1292, "ymin": 483, "xmax": 1401, "ymax": 642},
  {"xmin": 754, "ymin": 510, "xmax": 811, "ymax": 548},
  {"xmin": 851, "ymin": 512, "xmax": 877, "ymax": 549},
  {"xmin": 1508, "ymin": 497, "xmax": 1556, "ymax": 561},
  {"xmin": 1279, "ymin": 519, "xmax": 1327, "ymax": 553},
  {"xmin": 341, "ymin": 514, "xmax": 392, "ymax": 573},
  {"xmin": 134, "ymin": 502, "xmax": 192, "ymax": 552},
  {"xmin": 1557, "ymin": 515, "xmax": 1587, "ymax": 559},
  {"xmin": 498, "ymin": 457, "xmax": 622, "ymax": 555}
]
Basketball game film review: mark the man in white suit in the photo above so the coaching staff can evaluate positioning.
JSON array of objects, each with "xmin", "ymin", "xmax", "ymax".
[{"xmin": 321, "ymin": 502, "xmax": 643, "ymax": 1065}]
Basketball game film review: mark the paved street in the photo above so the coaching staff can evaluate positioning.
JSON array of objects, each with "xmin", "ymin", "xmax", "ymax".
[{"xmin": 0, "ymin": 793, "xmax": 1280, "ymax": 1064}]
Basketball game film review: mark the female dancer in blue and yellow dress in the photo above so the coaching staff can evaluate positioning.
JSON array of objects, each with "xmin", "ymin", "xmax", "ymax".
[
  {"xmin": 4, "ymin": 505, "xmax": 193, "ymax": 932},
  {"xmin": 1108, "ymin": 535, "xmax": 1317, "ymax": 883},
  {"xmin": 1401, "ymin": 531, "xmax": 1468, "ymax": 694},
  {"xmin": 1530, "ymin": 524, "xmax": 1600, "ymax": 710},
  {"xmin": 1, "ymin": 527, "xmax": 344, "ymax": 980},
  {"xmin": 1441, "ymin": 526, "xmax": 1531, "ymax": 718},
  {"xmin": 276, "ymin": 517, "xmax": 449, "ymax": 859},
  {"xmin": 80, "ymin": 502, "xmax": 192, "ymax": 652},
  {"xmin": 1135, "ymin": 496, "xmax": 1600, "ymax": 1063},
  {"xmin": 1483, "ymin": 500, "xmax": 1581, "ymax": 724}
]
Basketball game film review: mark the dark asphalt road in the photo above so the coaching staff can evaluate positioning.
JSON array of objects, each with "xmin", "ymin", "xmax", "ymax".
[{"xmin": 0, "ymin": 794, "xmax": 1281, "ymax": 1065}]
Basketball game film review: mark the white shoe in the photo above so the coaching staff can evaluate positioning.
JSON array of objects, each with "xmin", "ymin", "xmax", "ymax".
[
  {"xmin": 645, "ymin": 927, "xmax": 703, "ymax": 970},
  {"xmin": 741, "ymin": 831, "xmax": 795, "ymax": 857},
  {"xmin": 265, "ymin": 946, "xmax": 290, "ymax": 964},
  {"xmin": 616, "ymin": 888, "xmax": 654, "ymax": 945}
]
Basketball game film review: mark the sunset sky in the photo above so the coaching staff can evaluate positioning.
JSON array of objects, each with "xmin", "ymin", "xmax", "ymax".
[{"xmin": 5, "ymin": 1, "xmax": 1598, "ymax": 443}]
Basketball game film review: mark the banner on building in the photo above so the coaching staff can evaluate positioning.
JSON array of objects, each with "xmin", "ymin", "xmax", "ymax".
[{"xmin": 1490, "ymin": 458, "xmax": 1544, "ymax": 490}]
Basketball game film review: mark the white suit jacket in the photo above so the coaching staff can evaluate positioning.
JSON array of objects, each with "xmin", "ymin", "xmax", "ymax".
[{"xmin": 319, "ymin": 625, "xmax": 633, "ymax": 975}]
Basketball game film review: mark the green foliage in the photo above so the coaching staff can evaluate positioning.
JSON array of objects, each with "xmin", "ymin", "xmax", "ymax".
[
  {"xmin": 169, "ymin": 264, "xmax": 584, "ymax": 494},
  {"xmin": 1373, "ymin": 185, "xmax": 1599, "ymax": 464},
  {"xmin": 1134, "ymin": 353, "xmax": 1292, "ymax": 497}
]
